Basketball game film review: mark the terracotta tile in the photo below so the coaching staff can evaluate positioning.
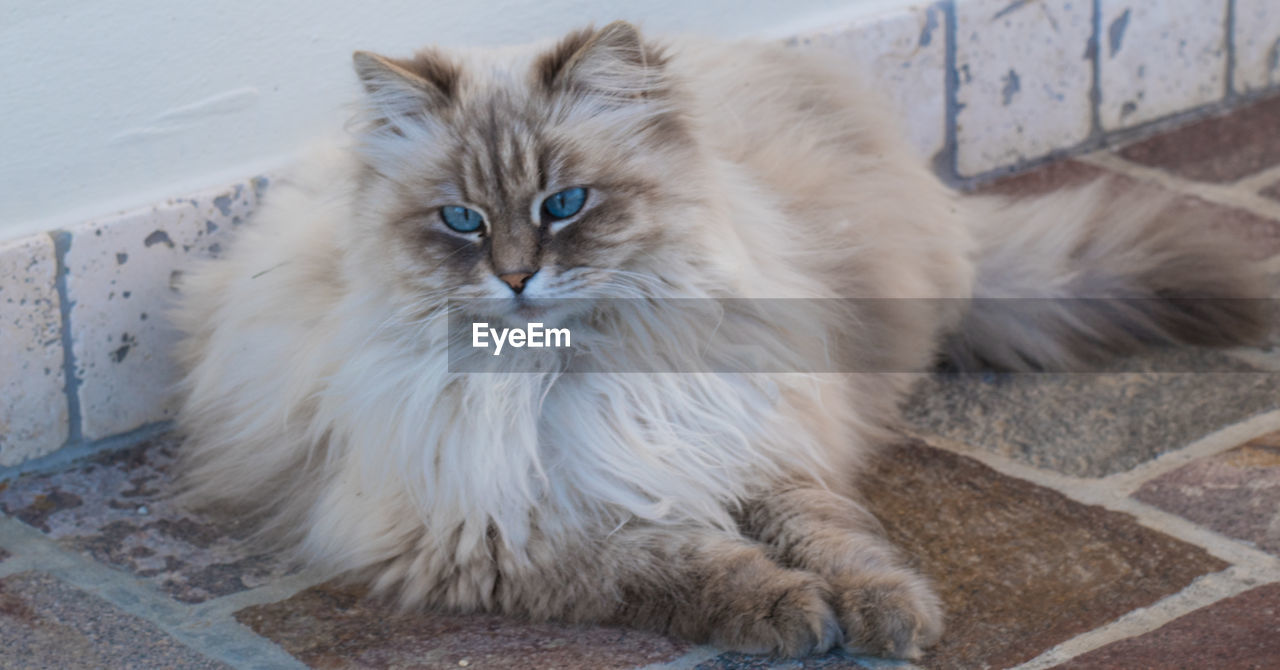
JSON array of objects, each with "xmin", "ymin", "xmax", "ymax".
[
  {"xmin": 0, "ymin": 571, "xmax": 226, "ymax": 668},
  {"xmin": 236, "ymin": 581, "xmax": 691, "ymax": 670},
  {"xmin": 1133, "ymin": 430, "xmax": 1280, "ymax": 556},
  {"xmin": 0, "ymin": 434, "xmax": 293, "ymax": 603},
  {"xmin": 1054, "ymin": 583, "xmax": 1280, "ymax": 669},
  {"xmin": 976, "ymin": 160, "xmax": 1111, "ymax": 198},
  {"xmin": 861, "ymin": 440, "xmax": 1228, "ymax": 670},
  {"xmin": 1195, "ymin": 197, "xmax": 1280, "ymax": 260},
  {"xmin": 1115, "ymin": 96, "xmax": 1280, "ymax": 183}
]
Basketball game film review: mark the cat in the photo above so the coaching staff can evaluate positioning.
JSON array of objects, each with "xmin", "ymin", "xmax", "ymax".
[{"xmin": 172, "ymin": 21, "xmax": 1268, "ymax": 659}]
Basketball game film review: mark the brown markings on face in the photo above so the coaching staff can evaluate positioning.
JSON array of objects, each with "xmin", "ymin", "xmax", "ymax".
[
  {"xmin": 365, "ymin": 24, "xmax": 698, "ymax": 298},
  {"xmin": 533, "ymin": 27, "xmax": 597, "ymax": 90},
  {"xmin": 396, "ymin": 47, "xmax": 461, "ymax": 99}
]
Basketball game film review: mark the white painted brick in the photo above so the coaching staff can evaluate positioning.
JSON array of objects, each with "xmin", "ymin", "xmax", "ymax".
[
  {"xmin": 1234, "ymin": 0, "xmax": 1280, "ymax": 95},
  {"xmin": 1099, "ymin": 0, "xmax": 1228, "ymax": 130},
  {"xmin": 954, "ymin": 0, "xmax": 1094, "ymax": 177},
  {"xmin": 65, "ymin": 179, "xmax": 265, "ymax": 440},
  {"xmin": 0, "ymin": 234, "xmax": 68, "ymax": 466},
  {"xmin": 793, "ymin": 3, "xmax": 948, "ymax": 162}
]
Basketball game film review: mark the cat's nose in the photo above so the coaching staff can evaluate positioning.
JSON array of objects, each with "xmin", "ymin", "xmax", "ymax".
[{"xmin": 498, "ymin": 271, "xmax": 536, "ymax": 294}]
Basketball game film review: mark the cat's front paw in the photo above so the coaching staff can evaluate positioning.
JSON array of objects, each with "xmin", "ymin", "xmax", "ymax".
[
  {"xmin": 830, "ymin": 570, "xmax": 943, "ymax": 659},
  {"xmin": 706, "ymin": 570, "xmax": 842, "ymax": 657}
]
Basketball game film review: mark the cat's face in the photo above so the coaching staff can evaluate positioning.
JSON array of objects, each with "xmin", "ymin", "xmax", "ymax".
[{"xmin": 351, "ymin": 23, "xmax": 709, "ymax": 317}]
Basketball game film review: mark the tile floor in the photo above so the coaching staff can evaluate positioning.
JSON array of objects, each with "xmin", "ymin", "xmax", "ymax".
[{"xmin": 2, "ymin": 96, "xmax": 1279, "ymax": 669}]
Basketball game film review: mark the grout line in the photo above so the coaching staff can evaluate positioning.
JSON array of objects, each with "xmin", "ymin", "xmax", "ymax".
[
  {"xmin": 190, "ymin": 567, "xmax": 335, "ymax": 620},
  {"xmin": 1011, "ymin": 566, "xmax": 1270, "ymax": 669},
  {"xmin": 1231, "ymin": 162, "xmax": 1280, "ymax": 193},
  {"xmin": 636, "ymin": 646, "xmax": 722, "ymax": 670},
  {"xmin": 1079, "ymin": 151, "xmax": 1280, "ymax": 222},
  {"xmin": 1225, "ymin": 0, "xmax": 1238, "ymax": 99},
  {"xmin": 48, "ymin": 230, "xmax": 82, "ymax": 447},
  {"xmin": 0, "ymin": 516, "xmax": 307, "ymax": 670},
  {"xmin": 1103, "ymin": 496, "xmax": 1280, "ymax": 576},
  {"xmin": 837, "ymin": 656, "xmax": 919, "ymax": 669},
  {"xmin": 0, "ymin": 420, "xmax": 173, "ymax": 484},
  {"xmin": 13, "ymin": 230, "xmax": 179, "ymax": 487},
  {"xmin": 931, "ymin": 0, "xmax": 960, "ymax": 187},
  {"xmin": 1087, "ymin": 0, "xmax": 1104, "ymax": 138},
  {"xmin": 635, "ymin": 644, "xmax": 923, "ymax": 669},
  {"xmin": 1095, "ymin": 409, "xmax": 1280, "ymax": 495},
  {"xmin": 903, "ymin": 428, "xmax": 1280, "ymax": 573},
  {"xmin": 1225, "ymin": 347, "xmax": 1280, "ymax": 371},
  {"xmin": 0, "ymin": 552, "xmax": 34, "ymax": 580}
]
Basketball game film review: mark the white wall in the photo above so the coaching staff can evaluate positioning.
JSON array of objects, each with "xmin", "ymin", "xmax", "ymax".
[{"xmin": 0, "ymin": 0, "xmax": 914, "ymax": 241}]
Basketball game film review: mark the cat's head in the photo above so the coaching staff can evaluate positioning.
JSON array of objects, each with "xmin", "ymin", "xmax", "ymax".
[{"xmin": 349, "ymin": 22, "xmax": 712, "ymax": 318}]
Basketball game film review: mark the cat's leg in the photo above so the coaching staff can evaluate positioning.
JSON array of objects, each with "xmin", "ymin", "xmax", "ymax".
[
  {"xmin": 517, "ymin": 525, "xmax": 842, "ymax": 657},
  {"xmin": 740, "ymin": 487, "xmax": 943, "ymax": 658}
]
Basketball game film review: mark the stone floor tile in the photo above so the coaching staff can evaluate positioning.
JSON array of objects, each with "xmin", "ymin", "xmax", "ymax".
[
  {"xmin": 861, "ymin": 440, "xmax": 1228, "ymax": 670},
  {"xmin": 1133, "ymin": 429, "xmax": 1280, "ymax": 556},
  {"xmin": 794, "ymin": 3, "xmax": 946, "ymax": 163},
  {"xmin": 0, "ymin": 571, "xmax": 226, "ymax": 669},
  {"xmin": 235, "ymin": 581, "xmax": 691, "ymax": 670},
  {"xmin": 953, "ymin": 0, "xmax": 1094, "ymax": 177},
  {"xmin": 65, "ymin": 178, "xmax": 264, "ymax": 440},
  {"xmin": 1233, "ymin": 0, "xmax": 1280, "ymax": 95},
  {"xmin": 0, "ymin": 434, "xmax": 293, "ymax": 603},
  {"xmin": 1115, "ymin": 95, "xmax": 1280, "ymax": 183},
  {"xmin": 904, "ymin": 350, "xmax": 1280, "ymax": 477},
  {"xmin": 1054, "ymin": 582, "xmax": 1280, "ymax": 669},
  {"xmin": 0, "ymin": 233, "xmax": 68, "ymax": 467},
  {"xmin": 1097, "ymin": 0, "xmax": 1227, "ymax": 130},
  {"xmin": 977, "ymin": 159, "xmax": 1111, "ymax": 197},
  {"xmin": 695, "ymin": 651, "xmax": 872, "ymax": 669}
]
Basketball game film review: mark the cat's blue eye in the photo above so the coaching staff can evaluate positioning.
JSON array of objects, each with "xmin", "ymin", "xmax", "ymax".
[
  {"xmin": 440, "ymin": 206, "xmax": 484, "ymax": 233},
  {"xmin": 541, "ymin": 187, "xmax": 587, "ymax": 221}
]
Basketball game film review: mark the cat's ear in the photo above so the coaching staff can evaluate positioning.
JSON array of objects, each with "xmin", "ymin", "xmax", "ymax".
[
  {"xmin": 537, "ymin": 21, "xmax": 668, "ymax": 101},
  {"xmin": 353, "ymin": 50, "xmax": 457, "ymax": 127}
]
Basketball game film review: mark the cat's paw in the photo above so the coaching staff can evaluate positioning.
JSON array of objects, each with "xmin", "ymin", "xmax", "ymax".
[
  {"xmin": 830, "ymin": 570, "xmax": 943, "ymax": 659},
  {"xmin": 708, "ymin": 570, "xmax": 842, "ymax": 657}
]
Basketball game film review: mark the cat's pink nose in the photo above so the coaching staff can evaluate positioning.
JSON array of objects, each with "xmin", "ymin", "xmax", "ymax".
[{"xmin": 498, "ymin": 272, "xmax": 534, "ymax": 294}]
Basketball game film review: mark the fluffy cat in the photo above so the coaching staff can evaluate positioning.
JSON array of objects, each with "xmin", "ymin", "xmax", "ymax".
[{"xmin": 173, "ymin": 22, "xmax": 1267, "ymax": 658}]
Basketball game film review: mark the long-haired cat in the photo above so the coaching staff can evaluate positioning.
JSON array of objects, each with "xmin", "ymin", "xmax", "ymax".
[{"xmin": 173, "ymin": 22, "xmax": 1268, "ymax": 658}]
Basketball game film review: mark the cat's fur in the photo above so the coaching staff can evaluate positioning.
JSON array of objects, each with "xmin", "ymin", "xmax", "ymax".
[{"xmin": 173, "ymin": 22, "xmax": 1268, "ymax": 658}]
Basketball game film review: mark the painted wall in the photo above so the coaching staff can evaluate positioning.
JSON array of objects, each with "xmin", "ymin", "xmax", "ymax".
[{"xmin": 0, "ymin": 0, "xmax": 915, "ymax": 241}]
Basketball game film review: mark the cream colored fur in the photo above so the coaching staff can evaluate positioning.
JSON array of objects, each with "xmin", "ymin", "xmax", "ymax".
[{"xmin": 173, "ymin": 22, "xmax": 1266, "ymax": 658}]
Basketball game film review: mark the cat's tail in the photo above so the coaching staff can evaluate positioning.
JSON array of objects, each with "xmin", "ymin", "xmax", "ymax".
[{"xmin": 942, "ymin": 178, "xmax": 1272, "ymax": 371}]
